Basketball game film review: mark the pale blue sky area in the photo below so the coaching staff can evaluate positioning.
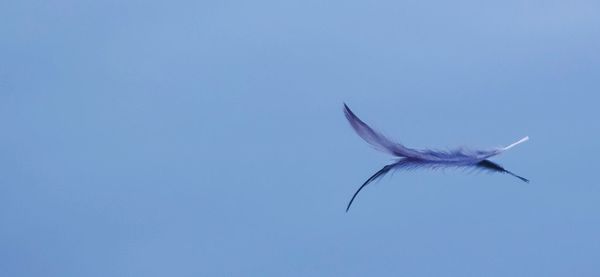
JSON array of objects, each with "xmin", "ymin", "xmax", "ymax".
[{"xmin": 2, "ymin": 0, "xmax": 600, "ymax": 276}]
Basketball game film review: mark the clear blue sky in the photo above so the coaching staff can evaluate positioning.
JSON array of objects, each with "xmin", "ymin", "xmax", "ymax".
[{"xmin": 2, "ymin": 0, "xmax": 600, "ymax": 276}]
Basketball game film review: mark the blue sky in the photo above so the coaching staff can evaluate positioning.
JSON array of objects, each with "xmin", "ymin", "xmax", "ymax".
[{"xmin": 2, "ymin": 0, "xmax": 600, "ymax": 276}]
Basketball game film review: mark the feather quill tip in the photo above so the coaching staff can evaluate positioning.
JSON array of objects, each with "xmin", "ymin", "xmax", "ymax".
[{"xmin": 503, "ymin": 136, "xmax": 529, "ymax": 151}]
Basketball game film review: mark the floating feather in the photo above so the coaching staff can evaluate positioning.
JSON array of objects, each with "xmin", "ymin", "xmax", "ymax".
[{"xmin": 344, "ymin": 104, "xmax": 529, "ymax": 212}]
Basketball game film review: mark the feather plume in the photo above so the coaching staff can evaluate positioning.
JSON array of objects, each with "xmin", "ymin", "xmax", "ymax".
[{"xmin": 344, "ymin": 104, "xmax": 529, "ymax": 212}]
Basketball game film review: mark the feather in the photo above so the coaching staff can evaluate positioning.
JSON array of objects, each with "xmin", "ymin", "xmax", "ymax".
[{"xmin": 343, "ymin": 104, "xmax": 529, "ymax": 212}]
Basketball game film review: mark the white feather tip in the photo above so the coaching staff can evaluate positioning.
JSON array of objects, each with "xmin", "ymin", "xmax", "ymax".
[{"xmin": 503, "ymin": 136, "xmax": 529, "ymax": 150}]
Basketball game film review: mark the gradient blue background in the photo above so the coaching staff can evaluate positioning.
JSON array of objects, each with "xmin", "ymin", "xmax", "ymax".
[{"xmin": 2, "ymin": 0, "xmax": 600, "ymax": 276}]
